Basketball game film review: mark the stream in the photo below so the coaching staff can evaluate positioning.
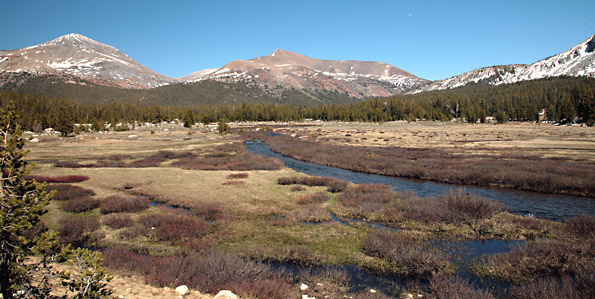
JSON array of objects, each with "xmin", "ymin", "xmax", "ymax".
[{"xmin": 245, "ymin": 139, "xmax": 595, "ymax": 221}]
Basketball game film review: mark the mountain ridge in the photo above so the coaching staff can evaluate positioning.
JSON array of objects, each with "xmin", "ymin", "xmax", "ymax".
[
  {"xmin": 1, "ymin": 33, "xmax": 594, "ymax": 98},
  {"xmin": 0, "ymin": 33, "xmax": 175, "ymax": 89},
  {"xmin": 416, "ymin": 34, "xmax": 595, "ymax": 93}
]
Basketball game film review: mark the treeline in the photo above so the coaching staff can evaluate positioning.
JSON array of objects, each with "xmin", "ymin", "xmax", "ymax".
[{"xmin": 1, "ymin": 76, "xmax": 594, "ymax": 132}]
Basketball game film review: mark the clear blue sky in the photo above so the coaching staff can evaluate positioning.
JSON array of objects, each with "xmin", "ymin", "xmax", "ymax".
[{"xmin": 1, "ymin": 0, "xmax": 593, "ymax": 81}]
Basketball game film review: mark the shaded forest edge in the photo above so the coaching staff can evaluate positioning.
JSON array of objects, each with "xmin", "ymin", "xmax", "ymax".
[
  {"xmin": 265, "ymin": 135, "xmax": 595, "ymax": 198},
  {"xmin": 0, "ymin": 76, "xmax": 594, "ymax": 132}
]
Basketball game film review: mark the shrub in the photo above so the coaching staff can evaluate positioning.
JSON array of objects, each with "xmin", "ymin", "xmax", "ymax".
[
  {"xmin": 227, "ymin": 173, "xmax": 249, "ymax": 179},
  {"xmin": 362, "ymin": 230, "xmax": 451, "ymax": 278},
  {"xmin": 102, "ymin": 248, "xmax": 297, "ymax": 298},
  {"xmin": 102, "ymin": 214, "xmax": 134, "ymax": 229},
  {"xmin": 291, "ymin": 185, "xmax": 306, "ymax": 192},
  {"xmin": 99, "ymin": 195, "xmax": 150, "ymax": 214},
  {"xmin": 277, "ymin": 176, "xmax": 349, "ymax": 192},
  {"xmin": 46, "ymin": 184, "xmax": 95, "ymax": 201},
  {"xmin": 62, "ymin": 196, "xmax": 100, "ymax": 213},
  {"xmin": 440, "ymin": 190, "xmax": 505, "ymax": 222},
  {"xmin": 154, "ymin": 216, "xmax": 209, "ymax": 243},
  {"xmin": 296, "ymin": 191, "xmax": 331, "ymax": 204},
  {"xmin": 138, "ymin": 210, "xmax": 209, "ymax": 243},
  {"xmin": 26, "ymin": 175, "xmax": 89, "ymax": 183},
  {"xmin": 58, "ymin": 215, "xmax": 101, "ymax": 247},
  {"xmin": 172, "ymin": 143, "xmax": 284, "ymax": 171},
  {"xmin": 290, "ymin": 205, "xmax": 331, "ymax": 222},
  {"xmin": 428, "ymin": 275, "xmax": 495, "ymax": 299},
  {"xmin": 508, "ymin": 262, "xmax": 594, "ymax": 299},
  {"xmin": 564, "ymin": 214, "xmax": 595, "ymax": 238},
  {"xmin": 481, "ymin": 238, "xmax": 595, "ymax": 282},
  {"xmin": 338, "ymin": 184, "xmax": 397, "ymax": 214}
]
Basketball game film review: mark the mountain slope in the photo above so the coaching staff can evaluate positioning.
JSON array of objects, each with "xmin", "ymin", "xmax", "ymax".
[
  {"xmin": 0, "ymin": 33, "xmax": 174, "ymax": 89},
  {"xmin": 418, "ymin": 34, "xmax": 595, "ymax": 92},
  {"xmin": 184, "ymin": 49, "xmax": 429, "ymax": 98}
]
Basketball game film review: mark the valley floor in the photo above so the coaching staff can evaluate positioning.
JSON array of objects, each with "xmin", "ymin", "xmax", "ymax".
[{"xmin": 23, "ymin": 120, "xmax": 594, "ymax": 298}]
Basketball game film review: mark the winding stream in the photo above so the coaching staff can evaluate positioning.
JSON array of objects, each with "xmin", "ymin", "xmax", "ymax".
[{"xmin": 245, "ymin": 139, "xmax": 595, "ymax": 221}]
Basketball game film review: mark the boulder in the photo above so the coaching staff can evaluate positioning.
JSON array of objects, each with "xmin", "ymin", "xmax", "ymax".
[
  {"xmin": 300, "ymin": 283, "xmax": 309, "ymax": 291},
  {"xmin": 213, "ymin": 290, "xmax": 238, "ymax": 299},
  {"xmin": 175, "ymin": 285, "xmax": 189, "ymax": 296},
  {"xmin": 29, "ymin": 138, "xmax": 39, "ymax": 143}
]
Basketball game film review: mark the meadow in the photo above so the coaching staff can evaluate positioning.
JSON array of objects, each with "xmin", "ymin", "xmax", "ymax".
[{"xmin": 24, "ymin": 121, "xmax": 595, "ymax": 298}]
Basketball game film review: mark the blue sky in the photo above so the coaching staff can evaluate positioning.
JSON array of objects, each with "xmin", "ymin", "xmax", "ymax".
[{"xmin": 1, "ymin": 0, "xmax": 593, "ymax": 81}]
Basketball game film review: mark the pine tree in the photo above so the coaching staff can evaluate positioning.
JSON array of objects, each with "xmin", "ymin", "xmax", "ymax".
[{"xmin": 0, "ymin": 102, "xmax": 54, "ymax": 298}]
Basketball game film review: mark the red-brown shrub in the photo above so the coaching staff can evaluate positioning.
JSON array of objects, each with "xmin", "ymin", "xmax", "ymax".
[
  {"xmin": 362, "ymin": 230, "xmax": 451, "ymax": 277},
  {"xmin": 297, "ymin": 191, "xmax": 331, "ymax": 204},
  {"xmin": 46, "ymin": 184, "xmax": 95, "ymax": 201},
  {"xmin": 564, "ymin": 214, "xmax": 595, "ymax": 238},
  {"xmin": 338, "ymin": 184, "xmax": 397, "ymax": 213},
  {"xmin": 291, "ymin": 185, "xmax": 306, "ymax": 192},
  {"xmin": 227, "ymin": 173, "xmax": 249, "ymax": 179},
  {"xmin": 155, "ymin": 216, "xmax": 209, "ymax": 243},
  {"xmin": 278, "ymin": 176, "xmax": 349, "ymax": 192},
  {"xmin": 429, "ymin": 275, "xmax": 495, "ymax": 299},
  {"xmin": 103, "ymin": 214, "xmax": 134, "ymax": 229},
  {"xmin": 138, "ymin": 210, "xmax": 209, "ymax": 243},
  {"xmin": 58, "ymin": 215, "xmax": 101, "ymax": 246},
  {"xmin": 101, "ymin": 248, "xmax": 296, "ymax": 298},
  {"xmin": 62, "ymin": 196, "xmax": 100, "ymax": 213},
  {"xmin": 100, "ymin": 195, "xmax": 150, "ymax": 214}
]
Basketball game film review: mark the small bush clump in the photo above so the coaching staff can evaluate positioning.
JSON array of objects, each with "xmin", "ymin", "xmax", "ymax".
[
  {"xmin": 428, "ymin": 275, "xmax": 495, "ymax": 299},
  {"xmin": 100, "ymin": 195, "xmax": 150, "ymax": 214},
  {"xmin": 227, "ymin": 173, "xmax": 249, "ymax": 179},
  {"xmin": 62, "ymin": 196, "xmax": 100, "ymax": 213},
  {"xmin": 103, "ymin": 214, "xmax": 134, "ymax": 229},
  {"xmin": 362, "ymin": 230, "xmax": 451, "ymax": 278},
  {"xmin": 291, "ymin": 185, "xmax": 306, "ymax": 192},
  {"xmin": 58, "ymin": 215, "xmax": 101, "ymax": 247},
  {"xmin": 46, "ymin": 184, "xmax": 95, "ymax": 201},
  {"xmin": 296, "ymin": 191, "xmax": 331, "ymax": 204},
  {"xmin": 102, "ymin": 248, "xmax": 297, "ymax": 298},
  {"xmin": 138, "ymin": 210, "xmax": 209, "ymax": 243},
  {"xmin": 278, "ymin": 176, "xmax": 349, "ymax": 193}
]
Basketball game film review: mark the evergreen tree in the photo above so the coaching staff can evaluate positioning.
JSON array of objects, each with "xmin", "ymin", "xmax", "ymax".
[
  {"xmin": 217, "ymin": 118, "xmax": 231, "ymax": 135},
  {"xmin": 0, "ymin": 102, "xmax": 54, "ymax": 298},
  {"xmin": 182, "ymin": 110, "xmax": 194, "ymax": 128}
]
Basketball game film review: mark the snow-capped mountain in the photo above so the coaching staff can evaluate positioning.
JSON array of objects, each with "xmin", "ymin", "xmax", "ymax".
[
  {"xmin": 417, "ymin": 34, "xmax": 595, "ymax": 93},
  {"xmin": 183, "ymin": 49, "xmax": 429, "ymax": 98},
  {"xmin": 0, "ymin": 33, "xmax": 174, "ymax": 89}
]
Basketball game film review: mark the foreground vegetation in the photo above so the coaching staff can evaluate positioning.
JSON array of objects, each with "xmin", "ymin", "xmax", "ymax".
[{"xmin": 5, "ymin": 118, "xmax": 586, "ymax": 298}]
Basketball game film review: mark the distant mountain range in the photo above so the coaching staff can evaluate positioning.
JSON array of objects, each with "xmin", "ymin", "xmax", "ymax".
[
  {"xmin": 418, "ymin": 35, "xmax": 595, "ymax": 93},
  {"xmin": 1, "ymin": 33, "xmax": 594, "ymax": 103}
]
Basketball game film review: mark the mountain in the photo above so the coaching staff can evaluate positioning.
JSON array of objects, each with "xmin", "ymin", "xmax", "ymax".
[
  {"xmin": 182, "ymin": 49, "xmax": 429, "ymax": 98},
  {"xmin": 417, "ymin": 34, "xmax": 595, "ymax": 93},
  {"xmin": 0, "ymin": 33, "xmax": 174, "ymax": 89}
]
